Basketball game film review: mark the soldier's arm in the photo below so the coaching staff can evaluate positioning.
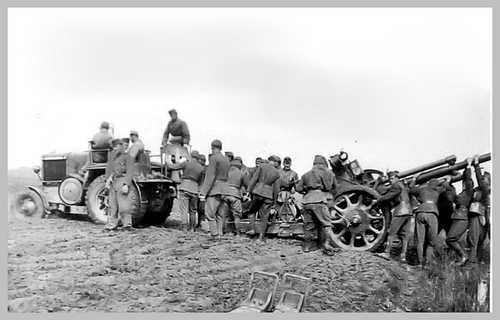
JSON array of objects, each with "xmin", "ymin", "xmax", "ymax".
[
  {"xmin": 200, "ymin": 158, "xmax": 217, "ymax": 196},
  {"xmin": 462, "ymin": 167, "xmax": 474, "ymax": 192},
  {"xmin": 161, "ymin": 124, "xmax": 171, "ymax": 147},
  {"xmin": 124, "ymin": 156, "xmax": 134, "ymax": 185},
  {"xmin": 377, "ymin": 183, "xmax": 402, "ymax": 204},
  {"xmin": 474, "ymin": 164, "xmax": 488, "ymax": 193},
  {"xmin": 182, "ymin": 121, "xmax": 190, "ymax": 145},
  {"xmin": 104, "ymin": 161, "xmax": 113, "ymax": 180},
  {"xmin": 247, "ymin": 167, "xmax": 261, "ymax": 193},
  {"xmin": 272, "ymin": 178, "xmax": 280, "ymax": 204},
  {"xmin": 295, "ymin": 176, "xmax": 305, "ymax": 194}
]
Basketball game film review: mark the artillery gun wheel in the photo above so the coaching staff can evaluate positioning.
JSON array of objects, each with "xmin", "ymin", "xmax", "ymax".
[
  {"xmin": 85, "ymin": 175, "xmax": 145, "ymax": 226},
  {"xmin": 13, "ymin": 190, "xmax": 46, "ymax": 219},
  {"xmin": 329, "ymin": 190, "xmax": 388, "ymax": 252}
]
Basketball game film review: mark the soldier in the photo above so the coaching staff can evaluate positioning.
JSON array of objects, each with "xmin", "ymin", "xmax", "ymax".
[
  {"xmin": 122, "ymin": 138, "xmax": 130, "ymax": 152},
  {"xmin": 246, "ymin": 155, "xmax": 281, "ymax": 241},
  {"xmin": 225, "ymin": 151, "xmax": 235, "ymax": 161},
  {"xmin": 248, "ymin": 157, "xmax": 263, "ymax": 179},
  {"xmin": 467, "ymin": 155, "xmax": 491, "ymax": 264},
  {"xmin": 375, "ymin": 171, "xmax": 413, "ymax": 263},
  {"xmin": 409, "ymin": 177, "xmax": 448, "ymax": 268},
  {"xmin": 104, "ymin": 138, "xmax": 135, "ymax": 231},
  {"xmin": 161, "ymin": 109, "xmax": 190, "ymax": 147},
  {"xmin": 280, "ymin": 157, "xmax": 299, "ymax": 192},
  {"xmin": 295, "ymin": 155, "xmax": 337, "ymax": 254},
  {"xmin": 199, "ymin": 140, "xmax": 230, "ymax": 241},
  {"xmin": 196, "ymin": 153, "xmax": 208, "ymax": 230},
  {"xmin": 446, "ymin": 158, "xmax": 474, "ymax": 266},
  {"xmin": 166, "ymin": 151, "xmax": 205, "ymax": 231},
  {"xmin": 127, "ymin": 130, "xmax": 148, "ymax": 177},
  {"xmin": 92, "ymin": 121, "xmax": 113, "ymax": 150},
  {"xmin": 221, "ymin": 156, "xmax": 250, "ymax": 236}
]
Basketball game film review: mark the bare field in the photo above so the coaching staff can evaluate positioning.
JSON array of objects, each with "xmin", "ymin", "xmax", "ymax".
[{"xmin": 7, "ymin": 173, "xmax": 490, "ymax": 313}]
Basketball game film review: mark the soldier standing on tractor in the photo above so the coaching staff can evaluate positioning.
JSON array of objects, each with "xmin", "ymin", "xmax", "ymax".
[
  {"xmin": 445, "ymin": 157, "xmax": 474, "ymax": 266},
  {"xmin": 409, "ymin": 177, "xmax": 448, "ymax": 268},
  {"xmin": 104, "ymin": 138, "xmax": 134, "ymax": 231},
  {"xmin": 374, "ymin": 171, "xmax": 413, "ymax": 263},
  {"xmin": 295, "ymin": 155, "xmax": 337, "ymax": 255},
  {"xmin": 199, "ymin": 140, "xmax": 230, "ymax": 241},
  {"xmin": 166, "ymin": 151, "xmax": 205, "ymax": 231},
  {"xmin": 221, "ymin": 156, "xmax": 250, "ymax": 236},
  {"xmin": 467, "ymin": 155, "xmax": 491, "ymax": 264},
  {"xmin": 128, "ymin": 130, "xmax": 148, "ymax": 177},
  {"xmin": 246, "ymin": 155, "xmax": 281, "ymax": 242},
  {"xmin": 161, "ymin": 109, "xmax": 191, "ymax": 147}
]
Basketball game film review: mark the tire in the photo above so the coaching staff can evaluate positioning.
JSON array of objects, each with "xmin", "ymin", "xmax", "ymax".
[
  {"xmin": 86, "ymin": 175, "xmax": 145, "ymax": 226},
  {"xmin": 85, "ymin": 175, "xmax": 109, "ymax": 224},
  {"xmin": 13, "ymin": 190, "xmax": 46, "ymax": 219}
]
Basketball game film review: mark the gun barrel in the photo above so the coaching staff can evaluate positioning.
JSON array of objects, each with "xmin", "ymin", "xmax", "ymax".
[
  {"xmin": 414, "ymin": 153, "xmax": 491, "ymax": 184},
  {"xmin": 397, "ymin": 155, "xmax": 457, "ymax": 179}
]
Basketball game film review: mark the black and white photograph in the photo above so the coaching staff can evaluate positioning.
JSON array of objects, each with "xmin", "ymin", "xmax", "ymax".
[{"xmin": 7, "ymin": 7, "xmax": 492, "ymax": 313}]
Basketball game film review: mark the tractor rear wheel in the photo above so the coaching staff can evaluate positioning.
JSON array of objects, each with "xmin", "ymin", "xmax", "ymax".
[
  {"xmin": 86, "ymin": 175, "xmax": 145, "ymax": 226},
  {"xmin": 85, "ymin": 175, "xmax": 109, "ymax": 224}
]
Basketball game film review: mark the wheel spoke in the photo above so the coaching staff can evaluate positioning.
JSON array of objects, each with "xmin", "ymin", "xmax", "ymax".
[{"xmin": 369, "ymin": 226, "xmax": 381, "ymax": 234}]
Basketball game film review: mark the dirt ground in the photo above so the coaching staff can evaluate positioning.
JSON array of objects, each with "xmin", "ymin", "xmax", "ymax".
[{"xmin": 7, "ymin": 172, "xmax": 491, "ymax": 313}]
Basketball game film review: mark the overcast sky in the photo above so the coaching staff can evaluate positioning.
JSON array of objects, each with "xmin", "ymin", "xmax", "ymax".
[{"xmin": 8, "ymin": 8, "xmax": 491, "ymax": 176}]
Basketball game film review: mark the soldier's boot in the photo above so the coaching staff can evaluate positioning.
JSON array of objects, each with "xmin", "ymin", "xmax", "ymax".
[
  {"xmin": 246, "ymin": 213, "xmax": 257, "ymax": 236},
  {"xmin": 322, "ymin": 227, "xmax": 338, "ymax": 255},
  {"xmin": 400, "ymin": 239, "xmax": 409, "ymax": 264},
  {"xmin": 233, "ymin": 216, "xmax": 241, "ymax": 236},
  {"xmin": 189, "ymin": 213, "xmax": 197, "ymax": 232},
  {"xmin": 377, "ymin": 236, "xmax": 394, "ymax": 260}
]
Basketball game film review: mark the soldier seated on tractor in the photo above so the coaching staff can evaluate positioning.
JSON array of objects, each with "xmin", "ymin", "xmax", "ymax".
[{"xmin": 91, "ymin": 121, "xmax": 114, "ymax": 163}]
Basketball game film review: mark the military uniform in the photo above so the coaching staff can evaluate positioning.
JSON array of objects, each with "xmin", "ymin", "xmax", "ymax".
[
  {"xmin": 162, "ymin": 118, "xmax": 190, "ymax": 146},
  {"xmin": 221, "ymin": 158, "xmax": 250, "ymax": 235},
  {"xmin": 169, "ymin": 153, "xmax": 204, "ymax": 230},
  {"xmin": 295, "ymin": 155, "xmax": 336, "ymax": 253},
  {"xmin": 200, "ymin": 149, "xmax": 230, "ymax": 237},
  {"xmin": 377, "ymin": 179, "xmax": 412, "ymax": 261},
  {"xmin": 445, "ymin": 167, "xmax": 473, "ymax": 264},
  {"xmin": 410, "ymin": 179, "xmax": 446, "ymax": 266},
  {"xmin": 467, "ymin": 165, "xmax": 490, "ymax": 263},
  {"xmin": 105, "ymin": 144, "xmax": 134, "ymax": 230},
  {"xmin": 246, "ymin": 157, "xmax": 281, "ymax": 238}
]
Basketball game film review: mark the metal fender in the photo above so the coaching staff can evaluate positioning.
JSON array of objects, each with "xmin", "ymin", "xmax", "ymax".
[{"xmin": 27, "ymin": 185, "xmax": 50, "ymax": 214}]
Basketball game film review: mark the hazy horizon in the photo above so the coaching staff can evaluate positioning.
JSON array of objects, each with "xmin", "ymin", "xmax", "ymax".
[{"xmin": 8, "ymin": 8, "xmax": 492, "ymax": 176}]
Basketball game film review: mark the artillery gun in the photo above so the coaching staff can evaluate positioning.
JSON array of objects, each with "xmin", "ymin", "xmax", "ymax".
[{"xmin": 12, "ymin": 142, "xmax": 186, "ymax": 227}]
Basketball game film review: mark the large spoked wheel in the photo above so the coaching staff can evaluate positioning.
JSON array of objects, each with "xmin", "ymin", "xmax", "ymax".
[{"xmin": 330, "ymin": 191, "xmax": 388, "ymax": 252}]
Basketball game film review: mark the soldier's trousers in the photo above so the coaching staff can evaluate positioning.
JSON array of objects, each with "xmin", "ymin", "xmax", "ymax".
[
  {"xmin": 415, "ymin": 212, "xmax": 441, "ymax": 264},
  {"xmin": 247, "ymin": 195, "xmax": 274, "ymax": 235},
  {"xmin": 221, "ymin": 195, "xmax": 243, "ymax": 233},
  {"xmin": 467, "ymin": 215, "xmax": 487, "ymax": 262},
  {"xmin": 302, "ymin": 203, "xmax": 332, "ymax": 243},
  {"xmin": 178, "ymin": 190, "xmax": 198, "ymax": 228},
  {"xmin": 446, "ymin": 219, "xmax": 468, "ymax": 243},
  {"xmin": 205, "ymin": 195, "xmax": 225, "ymax": 236},
  {"xmin": 106, "ymin": 177, "xmax": 134, "ymax": 228}
]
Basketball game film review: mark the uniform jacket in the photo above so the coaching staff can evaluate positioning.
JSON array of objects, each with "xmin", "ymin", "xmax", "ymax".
[
  {"xmin": 248, "ymin": 163, "xmax": 281, "ymax": 201},
  {"xmin": 377, "ymin": 181, "xmax": 411, "ymax": 217},
  {"xmin": 128, "ymin": 139, "xmax": 145, "ymax": 161},
  {"xmin": 162, "ymin": 118, "xmax": 190, "ymax": 145},
  {"xmin": 410, "ymin": 180, "xmax": 446, "ymax": 215},
  {"xmin": 279, "ymin": 169, "xmax": 299, "ymax": 191},
  {"xmin": 224, "ymin": 165, "xmax": 250, "ymax": 199},
  {"xmin": 92, "ymin": 130, "xmax": 113, "ymax": 149},
  {"xmin": 104, "ymin": 151, "xmax": 132, "ymax": 185},
  {"xmin": 200, "ymin": 151, "xmax": 230, "ymax": 197},
  {"xmin": 168, "ymin": 159, "xmax": 205, "ymax": 194},
  {"xmin": 295, "ymin": 166, "xmax": 335, "ymax": 204}
]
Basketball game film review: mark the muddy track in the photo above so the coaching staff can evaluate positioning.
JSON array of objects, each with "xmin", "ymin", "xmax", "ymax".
[{"xmin": 8, "ymin": 210, "xmax": 490, "ymax": 313}]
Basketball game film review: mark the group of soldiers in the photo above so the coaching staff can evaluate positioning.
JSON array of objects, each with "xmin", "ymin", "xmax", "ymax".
[
  {"xmin": 374, "ymin": 157, "xmax": 491, "ymax": 267},
  {"xmin": 93, "ymin": 109, "xmax": 491, "ymax": 268}
]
